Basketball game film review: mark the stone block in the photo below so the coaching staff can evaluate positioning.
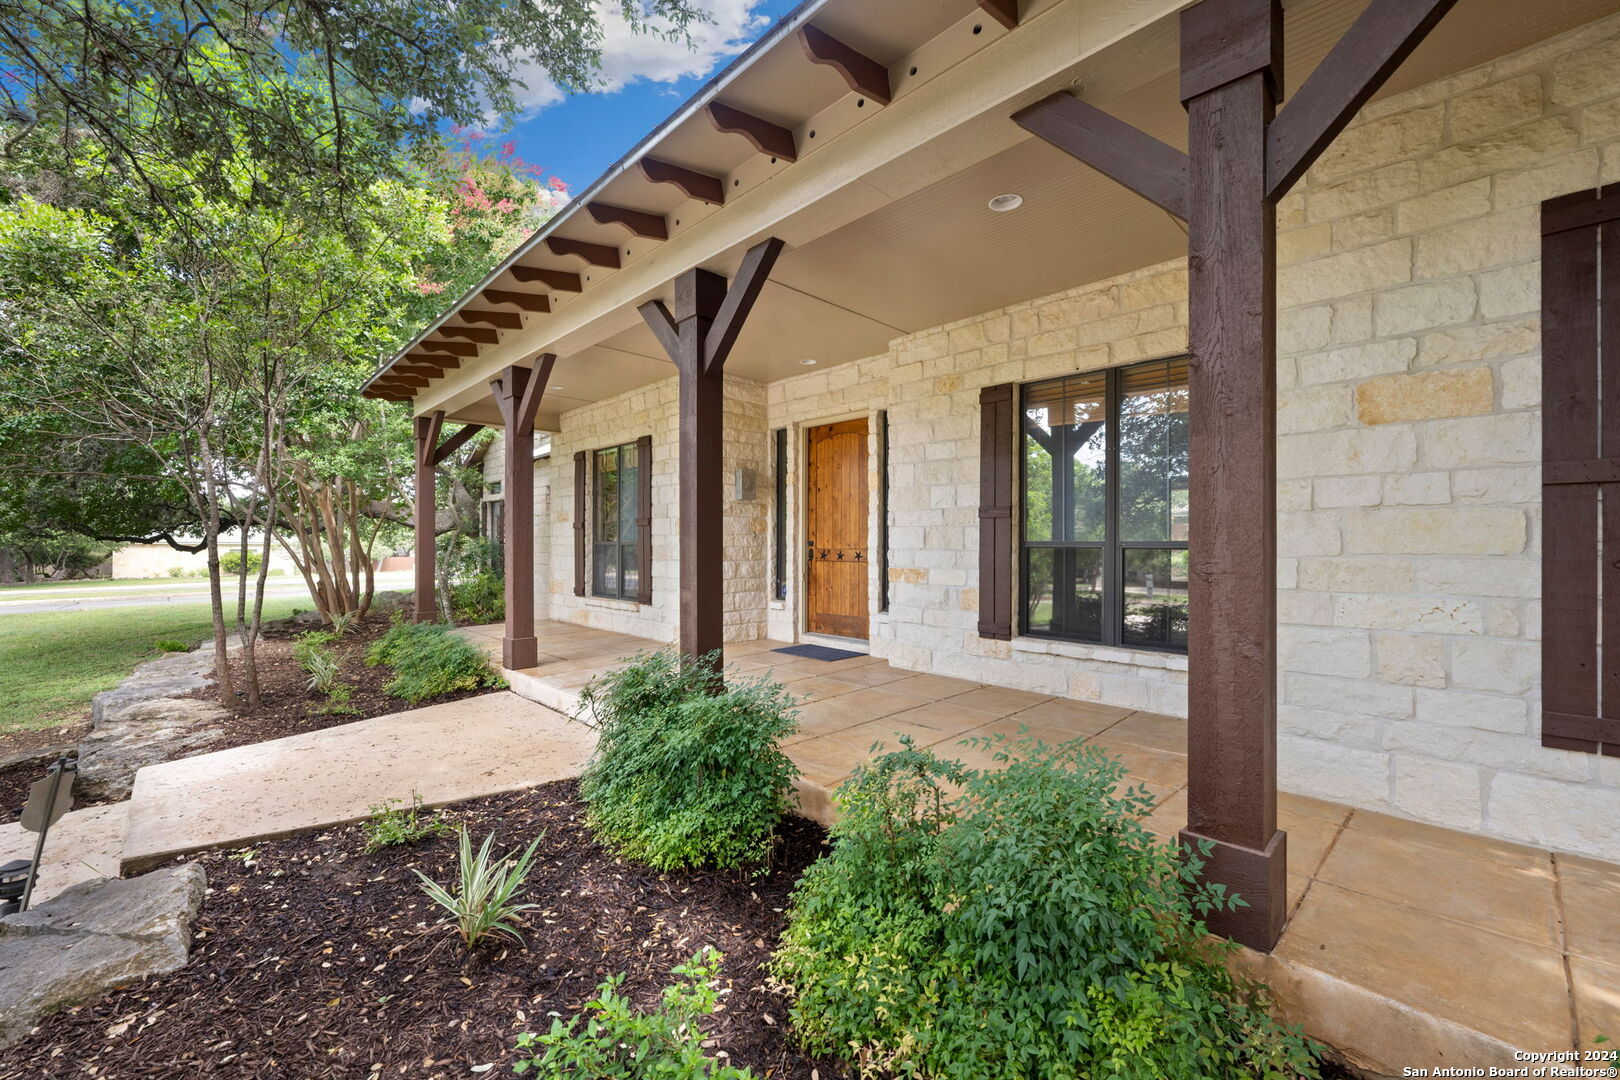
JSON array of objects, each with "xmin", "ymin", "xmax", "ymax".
[
  {"xmin": 1279, "ymin": 223, "xmax": 1332, "ymax": 265},
  {"xmin": 1333, "ymin": 593, "xmax": 1484, "ymax": 634},
  {"xmin": 1414, "ymin": 207, "xmax": 1540, "ymax": 279},
  {"xmin": 1313, "ymin": 475, "xmax": 1380, "ymax": 508},
  {"xmin": 1279, "ymin": 385, "xmax": 1353, "ymax": 435},
  {"xmin": 1414, "ymin": 688, "xmax": 1529, "ymax": 734},
  {"xmin": 1420, "ymin": 116, "xmax": 1580, "ymax": 190},
  {"xmin": 1280, "ymin": 705, "xmax": 1384, "ymax": 749},
  {"xmin": 1296, "ymin": 557, "xmax": 1415, "ymax": 594},
  {"xmin": 1298, "ymin": 339, "xmax": 1416, "ymax": 385},
  {"xmin": 1278, "ymin": 239, "xmax": 1413, "ymax": 309},
  {"xmin": 1332, "ymin": 209, "xmax": 1396, "ymax": 250},
  {"xmin": 1372, "ymin": 279, "xmax": 1477, "ymax": 337},
  {"xmin": 1450, "ymin": 638, "xmax": 1538, "ymax": 695},
  {"xmin": 1390, "ymin": 756, "xmax": 1485, "ymax": 832},
  {"xmin": 1333, "ymin": 296, "xmax": 1375, "ymax": 344},
  {"xmin": 1489, "ymin": 774, "xmax": 1620, "ymax": 864},
  {"xmin": 1278, "ymin": 736, "xmax": 1393, "ymax": 808},
  {"xmin": 1384, "ymin": 472, "xmax": 1451, "ymax": 505},
  {"xmin": 1343, "ymin": 506, "xmax": 1526, "ymax": 556},
  {"xmin": 1382, "ymin": 722, "xmax": 1590, "ymax": 783},
  {"xmin": 1279, "ymin": 625, "xmax": 1372, "ymax": 679},
  {"xmin": 1278, "ymin": 428, "xmax": 1417, "ymax": 480},
  {"xmin": 1314, "ymin": 105, "xmax": 1446, "ymax": 183},
  {"xmin": 1416, "ymin": 318, "xmax": 1539, "ymax": 368},
  {"xmin": 1478, "ymin": 263, "xmax": 1539, "ymax": 320},
  {"xmin": 1550, "ymin": 32, "xmax": 1620, "ymax": 107},
  {"xmin": 1375, "ymin": 634, "xmax": 1448, "ymax": 688},
  {"xmin": 1279, "ymin": 512, "xmax": 1342, "ymax": 557},
  {"xmin": 1450, "ymin": 466, "xmax": 1538, "ymax": 505},
  {"xmin": 1419, "ymin": 412, "xmax": 1538, "ymax": 469},
  {"xmin": 1499, "ymin": 356, "xmax": 1539, "ymax": 410},
  {"xmin": 1492, "ymin": 150, "xmax": 1601, "ymax": 211},
  {"xmin": 1355, "ymin": 366, "xmax": 1494, "ymax": 425},
  {"xmin": 1396, "ymin": 179, "xmax": 1492, "ymax": 233},
  {"xmin": 1307, "ymin": 162, "xmax": 1424, "ymax": 222},
  {"xmin": 1449, "ymin": 75, "xmax": 1544, "ymax": 142},
  {"xmin": 1286, "ymin": 673, "xmax": 1414, "ymax": 719},
  {"xmin": 1279, "ymin": 304, "xmax": 1333, "ymax": 354}
]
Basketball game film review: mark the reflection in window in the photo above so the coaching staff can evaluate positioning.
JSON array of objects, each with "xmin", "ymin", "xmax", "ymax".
[
  {"xmin": 1019, "ymin": 358, "xmax": 1189, "ymax": 650},
  {"xmin": 591, "ymin": 442, "xmax": 640, "ymax": 600}
]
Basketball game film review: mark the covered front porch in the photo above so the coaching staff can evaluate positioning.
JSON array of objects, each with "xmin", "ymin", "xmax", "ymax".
[{"xmin": 458, "ymin": 619, "xmax": 1614, "ymax": 1073}]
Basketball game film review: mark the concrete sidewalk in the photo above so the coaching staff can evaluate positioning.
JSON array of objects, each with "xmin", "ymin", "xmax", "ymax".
[{"xmin": 120, "ymin": 691, "xmax": 594, "ymax": 871}]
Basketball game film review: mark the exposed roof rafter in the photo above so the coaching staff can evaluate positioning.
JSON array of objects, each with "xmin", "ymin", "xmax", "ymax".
[
  {"xmin": 705, "ymin": 101, "xmax": 798, "ymax": 162},
  {"xmin": 799, "ymin": 24, "xmax": 891, "ymax": 105},
  {"xmin": 545, "ymin": 236, "xmax": 623, "ymax": 268},
  {"xmin": 639, "ymin": 157, "xmax": 726, "ymax": 206},
  {"xmin": 480, "ymin": 289, "xmax": 550, "ymax": 312},
  {"xmin": 587, "ymin": 202, "xmax": 670, "ymax": 240},
  {"xmin": 460, "ymin": 308, "xmax": 524, "ymax": 330},
  {"xmin": 508, "ymin": 266, "xmax": 583, "ymax": 292}
]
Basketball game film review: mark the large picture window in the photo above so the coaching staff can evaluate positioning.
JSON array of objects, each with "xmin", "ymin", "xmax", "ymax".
[
  {"xmin": 591, "ymin": 441, "xmax": 640, "ymax": 600},
  {"xmin": 1020, "ymin": 358, "xmax": 1189, "ymax": 650}
]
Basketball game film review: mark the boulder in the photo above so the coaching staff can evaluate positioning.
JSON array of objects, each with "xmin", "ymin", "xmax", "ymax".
[
  {"xmin": 0, "ymin": 864, "xmax": 206, "ymax": 1048},
  {"xmin": 79, "ymin": 649, "xmax": 233, "ymax": 800}
]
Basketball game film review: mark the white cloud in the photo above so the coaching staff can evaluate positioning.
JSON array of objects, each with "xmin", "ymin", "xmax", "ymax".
[{"xmin": 510, "ymin": 0, "xmax": 771, "ymax": 113}]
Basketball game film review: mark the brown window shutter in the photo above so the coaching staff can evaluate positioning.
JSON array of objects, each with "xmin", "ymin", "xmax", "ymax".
[
  {"xmin": 573, "ymin": 450, "xmax": 587, "ymax": 598},
  {"xmin": 1541, "ymin": 187, "xmax": 1620, "ymax": 757},
  {"xmin": 979, "ymin": 383, "xmax": 1015, "ymax": 640},
  {"xmin": 636, "ymin": 434, "xmax": 653, "ymax": 605}
]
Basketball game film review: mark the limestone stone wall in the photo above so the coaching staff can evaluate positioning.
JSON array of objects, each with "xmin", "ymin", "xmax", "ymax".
[
  {"xmin": 1269, "ymin": 13, "xmax": 1620, "ymax": 859},
  {"xmin": 544, "ymin": 375, "xmax": 769, "ymax": 644}
]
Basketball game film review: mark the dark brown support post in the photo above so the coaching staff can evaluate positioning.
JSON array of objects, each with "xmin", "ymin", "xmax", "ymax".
[
  {"xmin": 638, "ymin": 237, "xmax": 785, "ymax": 674},
  {"xmin": 491, "ymin": 355, "xmax": 555, "ymax": 670},
  {"xmin": 412, "ymin": 411, "xmax": 444, "ymax": 623},
  {"xmin": 1177, "ymin": 0, "xmax": 1286, "ymax": 952}
]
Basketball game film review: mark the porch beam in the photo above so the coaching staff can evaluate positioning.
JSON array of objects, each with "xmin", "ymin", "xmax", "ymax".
[
  {"xmin": 1265, "ymin": 0, "xmax": 1459, "ymax": 199},
  {"xmin": 636, "ymin": 236, "xmax": 787, "ymax": 673},
  {"xmin": 436, "ymin": 326, "xmax": 499, "ymax": 344},
  {"xmin": 639, "ymin": 157, "xmax": 726, "ymax": 206},
  {"xmin": 481, "ymin": 289, "xmax": 551, "ymax": 313},
  {"xmin": 405, "ymin": 352, "xmax": 463, "ymax": 369},
  {"xmin": 977, "ymin": 0, "xmax": 1018, "ymax": 29},
  {"xmin": 1178, "ymin": 0, "xmax": 1286, "ymax": 953},
  {"xmin": 544, "ymin": 236, "xmax": 622, "ymax": 268},
  {"xmin": 799, "ymin": 25, "xmax": 891, "ymax": 105},
  {"xmin": 430, "ymin": 422, "xmax": 485, "ymax": 466},
  {"xmin": 587, "ymin": 202, "xmax": 669, "ymax": 240},
  {"xmin": 415, "ymin": 340, "xmax": 479, "ymax": 357},
  {"xmin": 412, "ymin": 411, "xmax": 445, "ymax": 623},
  {"xmin": 489, "ymin": 355, "xmax": 556, "ymax": 670},
  {"xmin": 508, "ymin": 266, "xmax": 583, "ymax": 292},
  {"xmin": 706, "ymin": 102, "xmax": 798, "ymax": 162},
  {"xmin": 460, "ymin": 308, "xmax": 524, "ymax": 330},
  {"xmin": 1013, "ymin": 93, "xmax": 1188, "ymax": 221}
]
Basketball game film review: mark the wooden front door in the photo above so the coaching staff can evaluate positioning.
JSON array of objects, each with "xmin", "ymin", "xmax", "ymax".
[{"xmin": 806, "ymin": 418, "xmax": 870, "ymax": 639}]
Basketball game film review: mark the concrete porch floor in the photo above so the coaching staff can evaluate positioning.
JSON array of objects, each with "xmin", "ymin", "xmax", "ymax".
[{"xmin": 463, "ymin": 619, "xmax": 1619, "ymax": 1075}]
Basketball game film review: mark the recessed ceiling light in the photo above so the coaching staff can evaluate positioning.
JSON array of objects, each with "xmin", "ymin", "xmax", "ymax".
[
  {"xmin": 800, "ymin": 358, "xmax": 818, "ymax": 366},
  {"xmin": 988, "ymin": 193, "xmax": 1024, "ymax": 212}
]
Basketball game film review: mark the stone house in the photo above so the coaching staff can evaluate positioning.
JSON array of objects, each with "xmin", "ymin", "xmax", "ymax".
[{"xmin": 367, "ymin": 0, "xmax": 1620, "ymax": 964}]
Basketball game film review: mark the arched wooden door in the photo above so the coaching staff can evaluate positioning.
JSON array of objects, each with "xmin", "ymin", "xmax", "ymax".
[{"xmin": 805, "ymin": 418, "xmax": 869, "ymax": 639}]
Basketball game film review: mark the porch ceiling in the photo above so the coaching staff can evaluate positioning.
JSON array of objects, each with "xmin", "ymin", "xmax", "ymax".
[{"xmin": 406, "ymin": 0, "xmax": 1620, "ymax": 429}]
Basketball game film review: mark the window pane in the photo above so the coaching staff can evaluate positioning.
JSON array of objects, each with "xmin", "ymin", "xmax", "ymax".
[
  {"xmin": 1024, "ymin": 546, "xmax": 1103, "ymax": 641},
  {"xmin": 1122, "ymin": 547, "xmax": 1189, "ymax": 649},
  {"xmin": 620, "ymin": 543, "xmax": 639, "ymax": 600},
  {"xmin": 1118, "ymin": 358, "xmax": 1190, "ymax": 542},
  {"xmin": 620, "ymin": 443, "xmax": 639, "ymax": 543},
  {"xmin": 595, "ymin": 447, "xmax": 619, "ymax": 542},
  {"xmin": 593, "ymin": 543, "xmax": 619, "ymax": 597},
  {"xmin": 1023, "ymin": 374, "xmax": 1106, "ymax": 542}
]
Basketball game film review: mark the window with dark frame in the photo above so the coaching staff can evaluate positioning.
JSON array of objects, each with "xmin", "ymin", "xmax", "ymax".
[
  {"xmin": 1020, "ymin": 357, "xmax": 1190, "ymax": 651},
  {"xmin": 591, "ymin": 441, "xmax": 641, "ymax": 600},
  {"xmin": 773, "ymin": 427, "xmax": 787, "ymax": 602}
]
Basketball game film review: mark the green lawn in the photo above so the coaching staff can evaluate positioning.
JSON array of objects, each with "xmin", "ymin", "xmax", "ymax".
[
  {"xmin": 0, "ymin": 598, "xmax": 302, "ymax": 735},
  {"xmin": 0, "ymin": 575, "xmax": 214, "ymax": 593}
]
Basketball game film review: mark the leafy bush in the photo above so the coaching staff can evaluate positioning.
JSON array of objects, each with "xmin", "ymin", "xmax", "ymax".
[
  {"xmin": 293, "ymin": 629, "xmax": 338, "ymax": 666},
  {"xmin": 166, "ymin": 566, "xmax": 187, "ymax": 578},
  {"xmin": 153, "ymin": 639, "xmax": 191, "ymax": 653},
  {"xmin": 302, "ymin": 647, "xmax": 341, "ymax": 694},
  {"xmin": 220, "ymin": 549, "xmax": 264, "ymax": 575},
  {"xmin": 362, "ymin": 792, "xmax": 450, "ymax": 852},
  {"xmin": 317, "ymin": 681, "xmax": 361, "ymax": 716},
  {"xmin": 330, "ymin": 610, "xmax": 360, "ymax": 636},
  {"xmin": 771, "ymin": 736, "xmax": 1323, "ymax": 1080},
  {"xmin": 451, "ymin": 570, "xmax": 505, "ymax": 624},
  {"xmin": 513, "ymin": 949, "xmax": 756, "ymax": 1079},
  {"xmin": 365, "ymin": 621, "xmax": 504, "ymax": 703},
  {"xmin": 414, "ymin": 827, "xmax": 542, "ymax": 949},
  {"xmin": 577, "ymin": 650, "xmax": 799, "ymax": 872}
]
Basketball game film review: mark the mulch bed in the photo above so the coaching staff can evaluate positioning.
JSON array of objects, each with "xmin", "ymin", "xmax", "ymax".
[{"xmin": 0, "ymin": 780, "xmax": 850, "ymax": 1080}]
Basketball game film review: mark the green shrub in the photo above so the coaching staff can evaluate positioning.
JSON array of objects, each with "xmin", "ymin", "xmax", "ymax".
[
  {"xmin": 451, "ymin": 570, "xmax": 504, "ymax": 624},
  {"xmin": 366, "ymin": 621, "xmax": 504, "ymax": 703},
  {"xmin": 771, "ymin": 736, "xmax": 1323, "ymax": 1080},
  {"xmin": 414, "ymin": 827, "xmax": 542, "ymax": 949},
  {"xmin": 166, "ymin": 566, "xmax": 187, "ymax": 578},
  {"xmin": 577, "ymin": 650, "xmax": 799, "ymax": 872},
  {"xmin": 317, "ymin": 681, "xmax": 361, "ymax": 716},
  {"xmin": 362, "ymin": 792, "xmax": 450, "ymax": 852},
  {"xmin": 302, "ymin": 647, "xmax": 341, "ymax": 694},
  {"xmin": 293, "ymin": 629, "xmax": 338, "ymax": 667},
  {"xmin": 513, "ymin": 948, "xmax": 756, "ymax": 1079},
  {"xmin": 330, "ymin": 610, "xmax": 360, "ymax": 636},
  {"xmin": 153, "ymin": 639, "xmax": 191, "ymax": 653},
  {"xmin": 220, "ymin": 549, "xmax": 264, "ymax": 575}
]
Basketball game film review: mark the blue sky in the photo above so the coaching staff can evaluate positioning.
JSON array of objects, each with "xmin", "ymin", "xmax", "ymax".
[{"xmin": 501, "ymin": 0, "xmax": 802, "ymax": 193}]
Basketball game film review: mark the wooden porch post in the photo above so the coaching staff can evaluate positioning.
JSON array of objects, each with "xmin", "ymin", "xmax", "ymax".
[
  {"xmin": 1177, "ymin": 0, "xmax": 1287, "ymax": 951},
  {"xmin": 412, "ymin": 411, "xmax": 444, "ymax": 623},
  {"xmin": 491, "ymin": 356, "xmax": 555, "ymax": 670},
  {"xmin": 639, "ymin": 238, "xmax": 785, "ymax": 673}
]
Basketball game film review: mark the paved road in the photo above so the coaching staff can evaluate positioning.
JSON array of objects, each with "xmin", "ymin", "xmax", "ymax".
[{"xmin": 0, "ymin": 572, "xmax": 415, "ymax": 616}]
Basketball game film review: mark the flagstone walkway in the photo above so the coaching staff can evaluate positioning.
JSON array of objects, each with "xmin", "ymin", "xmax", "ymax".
[{"xmin": 462, "ymin": 619, "xmax": 1620, "ymax": 1076}]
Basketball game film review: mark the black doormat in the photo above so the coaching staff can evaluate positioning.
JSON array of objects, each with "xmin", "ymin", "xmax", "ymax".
[{"xmin": 771, "ymin": 643, "xmax": 867, "ymax": 662}]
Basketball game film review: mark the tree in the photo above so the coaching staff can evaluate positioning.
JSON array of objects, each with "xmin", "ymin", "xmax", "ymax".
[{"xmin": 0, "ymin": 0, "xmax": 700, "ymax": 223}]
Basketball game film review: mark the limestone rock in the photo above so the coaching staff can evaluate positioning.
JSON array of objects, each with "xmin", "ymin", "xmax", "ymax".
[
  {"xmin": 79, "ymin": 649, "xmax": 232, "ymax": 800},
  {"xmin": 0, "ymin": 864, "xmax": 206, "ymax": 1048}
]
